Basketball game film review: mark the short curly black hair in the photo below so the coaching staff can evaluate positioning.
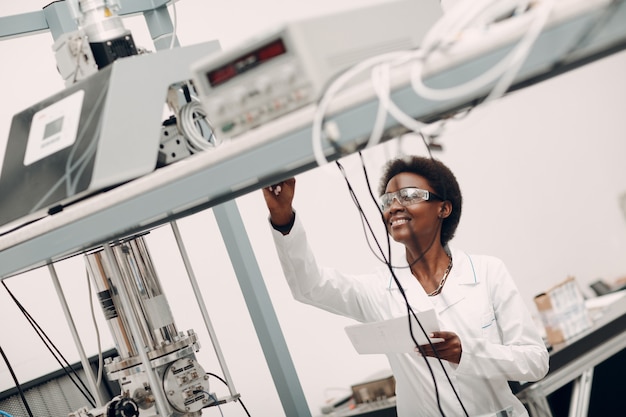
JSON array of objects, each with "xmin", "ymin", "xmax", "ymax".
[{"xmin": 378, "ymin": 156, "xmax": 462, "ymax": 246}]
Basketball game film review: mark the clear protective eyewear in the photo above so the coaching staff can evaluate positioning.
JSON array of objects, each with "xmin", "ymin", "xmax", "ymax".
[{"xmin": 379, "ymin": 187, "xmax": 443, "ymax": 211}]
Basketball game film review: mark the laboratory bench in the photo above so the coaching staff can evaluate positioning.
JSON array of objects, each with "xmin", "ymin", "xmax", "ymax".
[{"xmin": 513, "ymin": 291, "xmax": 626, "ymax": 417}]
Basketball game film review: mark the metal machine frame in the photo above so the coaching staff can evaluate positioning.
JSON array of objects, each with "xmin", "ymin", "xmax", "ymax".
[{"xmin": 513, "ymin": 297, "xmax": 626, "ymax": 417}]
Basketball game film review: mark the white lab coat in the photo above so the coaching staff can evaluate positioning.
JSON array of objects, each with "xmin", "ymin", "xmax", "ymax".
[{"xmin": 271, "ymin": 216, "xmax": 549, "ymax": 417}]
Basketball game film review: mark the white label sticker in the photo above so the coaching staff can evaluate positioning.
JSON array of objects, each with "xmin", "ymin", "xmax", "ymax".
[{"xmin": 24, "ymin": 89, "xmax": 85, "ymax": 166}]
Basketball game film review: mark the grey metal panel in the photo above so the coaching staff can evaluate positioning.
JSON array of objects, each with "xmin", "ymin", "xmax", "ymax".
[{"xmin": 0, "ymin": 40, "xmax": 221, "ymax": 238}]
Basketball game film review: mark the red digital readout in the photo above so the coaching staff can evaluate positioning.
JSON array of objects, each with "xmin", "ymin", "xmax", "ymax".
[
  {"xmin": 207, "ymin": 64, "xmax": 237, "ymax": 86},
  {"xmin": 258, "ymin": 39, "xmax": 287, "ymax": 62},
  {"xmin": 206, "ymin": 38, "xmax": 287, "ymax": 87}
]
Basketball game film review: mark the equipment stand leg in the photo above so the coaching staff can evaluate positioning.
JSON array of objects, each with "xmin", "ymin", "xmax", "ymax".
[{"xmin": 213, "ymin": 201, "xmax": 311, "ymax": 417}]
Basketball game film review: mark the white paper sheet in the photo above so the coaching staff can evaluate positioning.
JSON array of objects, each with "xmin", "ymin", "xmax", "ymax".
[{"xmin": 345, "ymin": 309, "xmax": 442, "ymax": 354}]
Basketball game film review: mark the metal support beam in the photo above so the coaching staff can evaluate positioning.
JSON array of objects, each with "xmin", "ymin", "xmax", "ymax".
[
  {"xmin": 568, "ymin": 368, "xmax": 594, "ymax": 417},
  {"xmin": 118, "ymin": 0, "xmax": 173, "ymax": 15},
  {"xmin": 170, "ymin": 220, "xmax": 238, "ymax": 398},
  {"xmin": 0, "ymin": 0, "xmax": 176, "ymax": 41},
  {"xmin": 48, "ymin": 263, "xmax": 104, "ymax": 407},
  {"xmin": 143, "ymin": 4, "xmax": 179, "ymax": 51},
  {"xmin": 42, "ymin": 2, "xmax": 78, "ymax": 42},
  {"xmin": 213, "ymin": 201, "xmax": 311, "ymax": 417},
  {"xmin": 0, "ymin": 11, "xmax": 49, "ymax": 40}
]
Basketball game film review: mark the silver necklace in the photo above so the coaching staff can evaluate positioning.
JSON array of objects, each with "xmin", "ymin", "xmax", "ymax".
[{"xmin": 427, "ymin": 256, "xmax": 453, "ymax": 297}]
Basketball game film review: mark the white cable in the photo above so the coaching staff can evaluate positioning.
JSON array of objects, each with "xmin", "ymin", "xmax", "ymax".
[
  {"xmin": 169, "ymin": 1, "xmax": 178, "ymax": 50},
  {"xmin": 177, "ymin": 99, "xmax": 220, "ymax": 153},
  {"xmin": 421, "ymin": 0, "xmax": 503, "ymax": 55},
  {"xmin": 411, "ymin": 0, "xmax": 542, "ymax": 102},
  {"xmin": 421, "ymin": 0, "xmax": 531, "ymax": 59},
  {"xmin": 483, "ymin": 0, "xmax": 555, "ymax": 104},
  {"xmin": 309, "ymin": 0, "xmax": 554, "ymax": 166},
  {"xmin": 366, "ymin": 63, "xmax": 392, "ymax": 150},
  {"xmin": 370, "ymin": 53, "xmax": 429, "ymax": 137},
  {"xmin": 311, "ymin": 50, "xmax": 410, "ymax": 167}
]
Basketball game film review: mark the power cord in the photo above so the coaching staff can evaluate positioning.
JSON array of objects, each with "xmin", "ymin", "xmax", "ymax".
[
  {"xmin": 334, "ymin": 153, "xmax": 470, "ymax": 417},
  {"xmin": 168, "ymin": 0, "xmax": 178, "ymax": 50},
  {"xmin": 177, "ymin": 97, "xmax": 220, "ymax": 152},
  {"xmin": 170, "ymin": 82, "xmax": 221, "ymax": 154},
  {"xmin": 354, "ymin": 152, "xmax": 468, "ymax": 416},
  {"xmin": 311, "ymin": 0, "xmax": 558, "ymax": 170},
  {"xmin": 335, "ymin": 158, "xmax": 450, "ymax": 415},
  {"xmin": 311, "ymin": 50, "xmax": 411, "ymax": 167},
  {"xmin": 410, "ymin": 0, "xmax": 554, "ymax": 103},
  {"xmin": 198, "ymin": 391, "xmax": 224, "ymax": 417},
  {"xmin": 205, "ymin": 373, "xmax": 251, "ymax": 417},
  {"xmin": 0, "ymin": 344, "xmax": 33, "ymax": 417},
  {"xmin": 1, "ymin": 281, "xmax": 96, "ymax": 408}
]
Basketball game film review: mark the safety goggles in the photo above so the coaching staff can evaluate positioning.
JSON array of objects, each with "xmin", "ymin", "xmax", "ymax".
[{"xmin": 379, "ymin": 187, "xmax": 443, "ymax": 211}]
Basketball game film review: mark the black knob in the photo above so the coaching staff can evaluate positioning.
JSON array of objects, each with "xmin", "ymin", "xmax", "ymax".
[{"xmin": 108, "ymin": 398, "xmax": 139, "ymax": 417}]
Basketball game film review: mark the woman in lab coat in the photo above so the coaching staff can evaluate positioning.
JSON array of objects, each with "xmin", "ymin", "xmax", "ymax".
[{"xmin": 263, "ymin": 156, "xmax": 549, "ymax": 417}]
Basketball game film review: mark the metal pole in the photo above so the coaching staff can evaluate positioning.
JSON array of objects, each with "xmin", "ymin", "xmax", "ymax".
[
  {"xmin": 569, "ymin": 368, "xmax": 594, "ymax": 417},
  {"xmin": 102, "ymin": 244, "xmax": 173, "ymax": 416},
  {"xmin": 213, "ymin": 201, "xmax": 311, "ymax": 417},
  {"xmin": 48, "ymin": 263, "xmax": 103, "ymax": 407},
  {"xmin": 170, "ymin": 220, "xmax": 238, "ymax": 397},
  {"xmin": 143, "ymin": 3, "xmax": 179, "ymax": 51}
]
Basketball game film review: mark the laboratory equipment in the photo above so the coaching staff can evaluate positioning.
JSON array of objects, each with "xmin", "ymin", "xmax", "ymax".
[
  {"xmin": 54, "ymin": 0, "xmax": 138, "ymax": 86},
  {"xmin": 191, "ymin": 0, "xmax": 442, "ymax": 139},
  {"xmin": 0, "ymin": 0, "xmax": 222, "ymax": 235},
  {"xmin": 76, "ymin": 234, "xmax": 218, "ymax": 416},
  {"xmin": 0, "ymin": 41, "xmax": 220, "ymax": 235}
]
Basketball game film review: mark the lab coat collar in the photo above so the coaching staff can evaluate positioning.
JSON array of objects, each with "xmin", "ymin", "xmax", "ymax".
[
  {"xmin": 389, "ymin": 247, "xmax": 479, "ymax": 314},
  {"xmin": 436, "ymin": 247, "xmax": 479, "ymax": 313}
]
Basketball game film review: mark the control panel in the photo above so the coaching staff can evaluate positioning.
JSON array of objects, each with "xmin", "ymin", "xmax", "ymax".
[{"xmin": 191, "ymin": 0, "xmax": 442, "ymax": 139}]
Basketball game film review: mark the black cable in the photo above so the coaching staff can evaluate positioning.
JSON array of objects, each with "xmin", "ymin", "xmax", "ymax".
[
  {"xmin": 357, "ymin": 152, "xmax": 469, "ymax": 417},
  {"xmin": 335, "ymin": 159, "xmax": 446, "ymax": 416},
  {"xmin": 335, "ymin": 153, "xmax": 470, "ymax": 417},
  {"xmin": 200, "ymin": 391, "xmax": 224, "ymax": 417},
  {"xmin": 182, "ymin": 83, "xmax": 192, "ymax": 103},
  {"xmin": 335, "ymin": 159, "xmax": 438, "ymax": 271},
  {"xmin": 205, "ymin": 373, "xmax": 251, "ymax": 417},
  {"xmin": 0, "ymin": 344, "xmax": 34, "ymax": 417},
  {"xmin": 1, "ymin": 281, "xmax": 96, "ymax": 408},
  {"xmin": 418, "ymin": 131, "xmax": 434, "ymax": 160}
]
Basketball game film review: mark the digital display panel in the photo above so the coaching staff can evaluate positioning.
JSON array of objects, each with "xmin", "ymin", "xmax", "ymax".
[
  {"xmin": 207, "ymin": 38, "xmax": 287, "ymax": 87},
  {"xmin": 43, "ymin": 117, "xmax": 64, "ymax": 141}
]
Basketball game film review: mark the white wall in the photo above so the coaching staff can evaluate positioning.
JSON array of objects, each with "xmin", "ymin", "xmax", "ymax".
[{"xmin": 1, "ymin": 1, "xmax": 625, "ymax": 416}]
